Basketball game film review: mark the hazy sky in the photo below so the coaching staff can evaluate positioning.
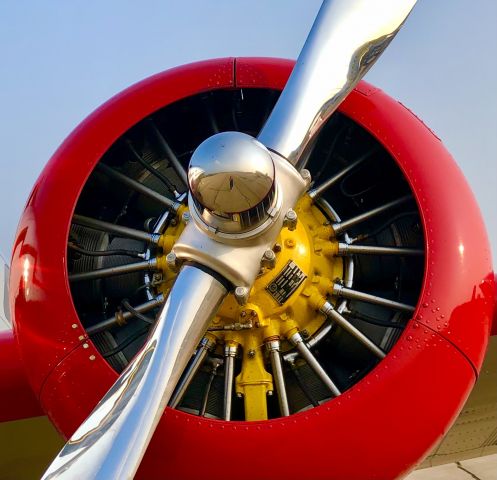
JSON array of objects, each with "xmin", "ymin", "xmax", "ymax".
[{"xmin": 0, "ymin": 0, "xmax": 496, "ymax": 265}]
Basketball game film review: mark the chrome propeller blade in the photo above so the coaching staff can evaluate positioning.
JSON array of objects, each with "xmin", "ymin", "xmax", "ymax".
[
  {"xmin": 42, "ymin": 266, "xmax": 227, "ymax": 480},
  {"xmin": 258, "ymin": 0, "xmax": 417, "ymax": 167}
]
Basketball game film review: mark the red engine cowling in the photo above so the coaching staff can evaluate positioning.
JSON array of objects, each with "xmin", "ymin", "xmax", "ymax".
[{"xmin": 9, "ymin": 58, "xmax": 495, "ymax": 479}]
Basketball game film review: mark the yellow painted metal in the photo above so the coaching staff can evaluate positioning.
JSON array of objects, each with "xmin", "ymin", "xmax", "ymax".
[{"xmin": 157, "ymin": 196, "xmax": 342, "ymax": 420}]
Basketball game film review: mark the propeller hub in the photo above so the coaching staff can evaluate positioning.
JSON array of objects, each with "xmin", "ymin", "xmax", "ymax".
[{"xmin": 188, "ymin": 132, "xmax": 279, "ymax": 236}]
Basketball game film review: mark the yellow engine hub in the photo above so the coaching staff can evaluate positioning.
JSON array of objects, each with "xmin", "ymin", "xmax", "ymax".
[{"xmin": 157, "ymin": 195, "xmax": 342, "ymax": 420}]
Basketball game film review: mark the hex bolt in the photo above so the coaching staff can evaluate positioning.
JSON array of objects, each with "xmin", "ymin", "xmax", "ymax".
[
  {"xmin": 261, "ymin": 249, "xmax": 276, "ymax": 269},
  {"xmin": 181, "ymin": 211, "xmax": 191, "ymax": 224},
  {"xmin": 166, "ymin": 251, "xmax": 179, "ymax": 272},
  {"xmin": 283, "ymin": 209, "xmax": 298, "ymax": 231},
  {"xmin": 300, "ymin": 168, "xmax": 312, "ymax": 185},
  {"xmin": 234, "ymin": 286, "xmax": 249, "ymax": 306}
]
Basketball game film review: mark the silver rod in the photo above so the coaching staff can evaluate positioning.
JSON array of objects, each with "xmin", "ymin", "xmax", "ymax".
[
  {"xmin": 321, "ymin": 302, "xmax": 385, "ymax": 359},
  {"xmin": 87, "ymin": 294, "xmax": 166, "ymax": 335},
  {"xmin": 338, "ymin": 243, "xmax": 423, "ymax": 256},
  {"xmin": 42, "ymin": 266, "xmax": 227, "ymax": 480},
  {"xmin": 309, "ymin": 151, "xmax": 374, "ymax": 200},
  {"xmin": 257, "ymin": 0, "xmax": 416, "ymax": 167},
  {"xmin": 333, "ymin": 283, "xmax": 415, "ymax": 313},
  {"xmin": 148, "ymin": 120, "xmax": 188, "ymax": 187},
  {"xmin": 200, "ymin": 360, "xmax": 221, "ymax": 417},
  {"xmin": 96, "ymin": 163, "xmax": 181, "ymax": 211},
  {"xmin": 169, "ymin": 336, "xmax": 215, "ymax": 408},
  {"xmin": 69, "ymin": 258, "xmax": 157, "ymax": 282},
  {"xmin": 332, "ymin": 195, "xmax": 411, "ymax": 235},
  {"xmin": 223, "ymin": 344, "xmax": 237, "ymax": 421},
  {"xmin": 266, "ymin": 340, "xmax": 290, "ymax": 416},
  {"xmin": 288, "ymin": 332, "xmax": 340, "ymax": 397},
  {"xmin": 72, "ymin": 214, "xmax": 159, "ymax": 244}
]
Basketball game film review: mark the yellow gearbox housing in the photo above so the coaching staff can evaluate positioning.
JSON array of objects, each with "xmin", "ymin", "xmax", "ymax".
[{"xmin": 157, "ymin": 195, "xmax": 342, "ymax": 420}]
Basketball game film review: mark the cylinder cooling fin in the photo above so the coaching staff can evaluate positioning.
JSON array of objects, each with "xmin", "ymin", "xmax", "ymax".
[{"xmin": 10, "ymin": 58, "xmax": 495, "ymax": 480}]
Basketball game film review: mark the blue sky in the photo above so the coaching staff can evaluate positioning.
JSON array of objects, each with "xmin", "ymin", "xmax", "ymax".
[{"xmin": 0, "ymin": 0, "xmax": 496, "ymax": 263}]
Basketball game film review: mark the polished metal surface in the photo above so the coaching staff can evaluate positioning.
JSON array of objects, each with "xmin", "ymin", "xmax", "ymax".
[
  {"xmin": 175, "ymin": 150, "xmax": 306, "ymax": 286},
  {"xmin": 321, "ymin": 301, "xmax": 385, "ymax": 359},
  {"xmin": 338, "ymin": 243, "xmax": 423, "ymax": 256},
  {"xmin": 223, "ymin": 344, "xmax": 238, "ymax": 421},
  {"xmin": 289, "ymin": 332, "xmax": 341, "ymax": 397},
  {"xmin": 69, "ymin": 258, "xmax": 158, "ymax": 282},
  {"xmin": 96, "ymin": 163, "xmax": 182, "ymax": 211},
  {"xmin": 169, "ymin": 335, "xmax": 216, "ymax": 408},
  {"xmin": 42, "ymin": 266, "xmax": 227, "ymax": 480},
  {"xmin": 189, "ymin": 131, "xmax": 278, "ymax": 234},
  {"xmin": 332, "ymin": 195, "xmax": 411, "ymax": 235},
  {"xmin": 87, "ymin": 294, "xmax": 166, "ymax": 335},
  {"xmin": 333, "ymin": 283, "xmax": 415, "ymax": 313},
  {"xmin": 258, "ymin": 0, "xmax": 417, "ymax": 167},
  {"xmin": 266, "ymin": 339, "xmax": 290, "ymax": 416},
  {"xmin": 72, "ymin": 214, "xmax": 160, "ymax": 244}
]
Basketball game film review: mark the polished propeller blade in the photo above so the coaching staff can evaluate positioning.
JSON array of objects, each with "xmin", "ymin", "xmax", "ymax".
[
  {"xmin": 42, "ymin": 266, "xmax": 227, "ymax": 480},
  {"xmin": 258, "ymin": 0, "xmax": 417, "ymax": 168}
]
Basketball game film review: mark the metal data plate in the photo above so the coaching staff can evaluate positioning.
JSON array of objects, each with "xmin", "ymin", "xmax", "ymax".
[{"xmin": 266, "ymin": 260, "xmax": 306, "ymax": 305}]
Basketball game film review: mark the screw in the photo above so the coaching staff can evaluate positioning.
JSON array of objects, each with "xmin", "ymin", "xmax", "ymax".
[
  {"xmin": 166, "ymin": 251, "xmax": 179, "ymax": 272},
  {"xmin": 283, "ymin": 209, "xmax": 298, "ymax": 231},
  {"xmin": 240, "ymin": 310, "xmax": 247, "ymax": 318},
  {"xmin": 267, "ymin": 390, "xmax": 274, "ymax": 396},
  {"xmin": 261, "ymin": 249, "xmax": 276, "ymax": 269},
  {"xmin": 89, "ymin": 355, "xmax": 96, "ymax": 361},
  {"xmin": 273, "ymin": 243, "xmax": 282, "ymax": 253},
  {"xmin": 181, "ymin": 211, "xmax": 191, "ymax": 224},
  {"xmin": 250, "ymin": 310, "xmax": 258, "ymax": 317},
  {"xmin": 300, "ymin": 169, "xmax": 311, "ymax": 185},
  {"xmin": 234, "ymin": 286, "xmax": 249, "ymax": 306},
  {"xmin": 248, "ymin": 349, "xmax": 256, "ymax": 358},
  {"xmin": 237, "ymin": 392, "xmax": 243, "ymax": 398}
]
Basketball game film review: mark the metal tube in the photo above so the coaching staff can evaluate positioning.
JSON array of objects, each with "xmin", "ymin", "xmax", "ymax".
[
  {"xmin": 200, "ymin": 359, "xmax": 222, "ymax": 417},
  {"xmin": 258, "ymin": 0, "xmax": 416, "ymax": 167},
  {"xmin": 69, "ymin": 258, "xmax": 158, "ymax": 282},
  {"xmin": 169, "ymin": 336, "xmax": 216, "ymax": 408},
  {"xmin": 309, "ymin": 152, "xmax": 373, "ymax": 200},
  {"xmin": 321, "ymin": 302, "xmax": 385, "ymax": 359},
  {"xmin": 42, "ymin": 266, "xmax": 227, "ymax": 480},
  {"xmin": 266, "ymin": 339, "xmax": 290, "ymax": 417},
  {"xmin": 223, "ymin": 344, "xmax": 237, "ymax": 421},
  {"xmin": 72, "ymin": 214, "xmax": 159, "ymax": 244},
  {"xmin": 288, "ymin": 332, "xmax": 340, "ymax": 397},
  {"xmin": 148, "ymin": 120, "xmax": 188, "ymax": 187},
  {"xmin": 87, "ymin": 294, "xmax": 166, "ymax": 335},
  {"xmin": 338, "ymin": 243, "xmax": 423, "ymax": 256},
  {"xmin": 333, "ymin": 283, "xmax": 415, "ymax": 313},
  {"xmin": 96, "ymin": 163, "xmax": 181, "ymax": 211},
  {"xmin": 332, "ymin": 195, "xmax": 411, "ymax": 235}
]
